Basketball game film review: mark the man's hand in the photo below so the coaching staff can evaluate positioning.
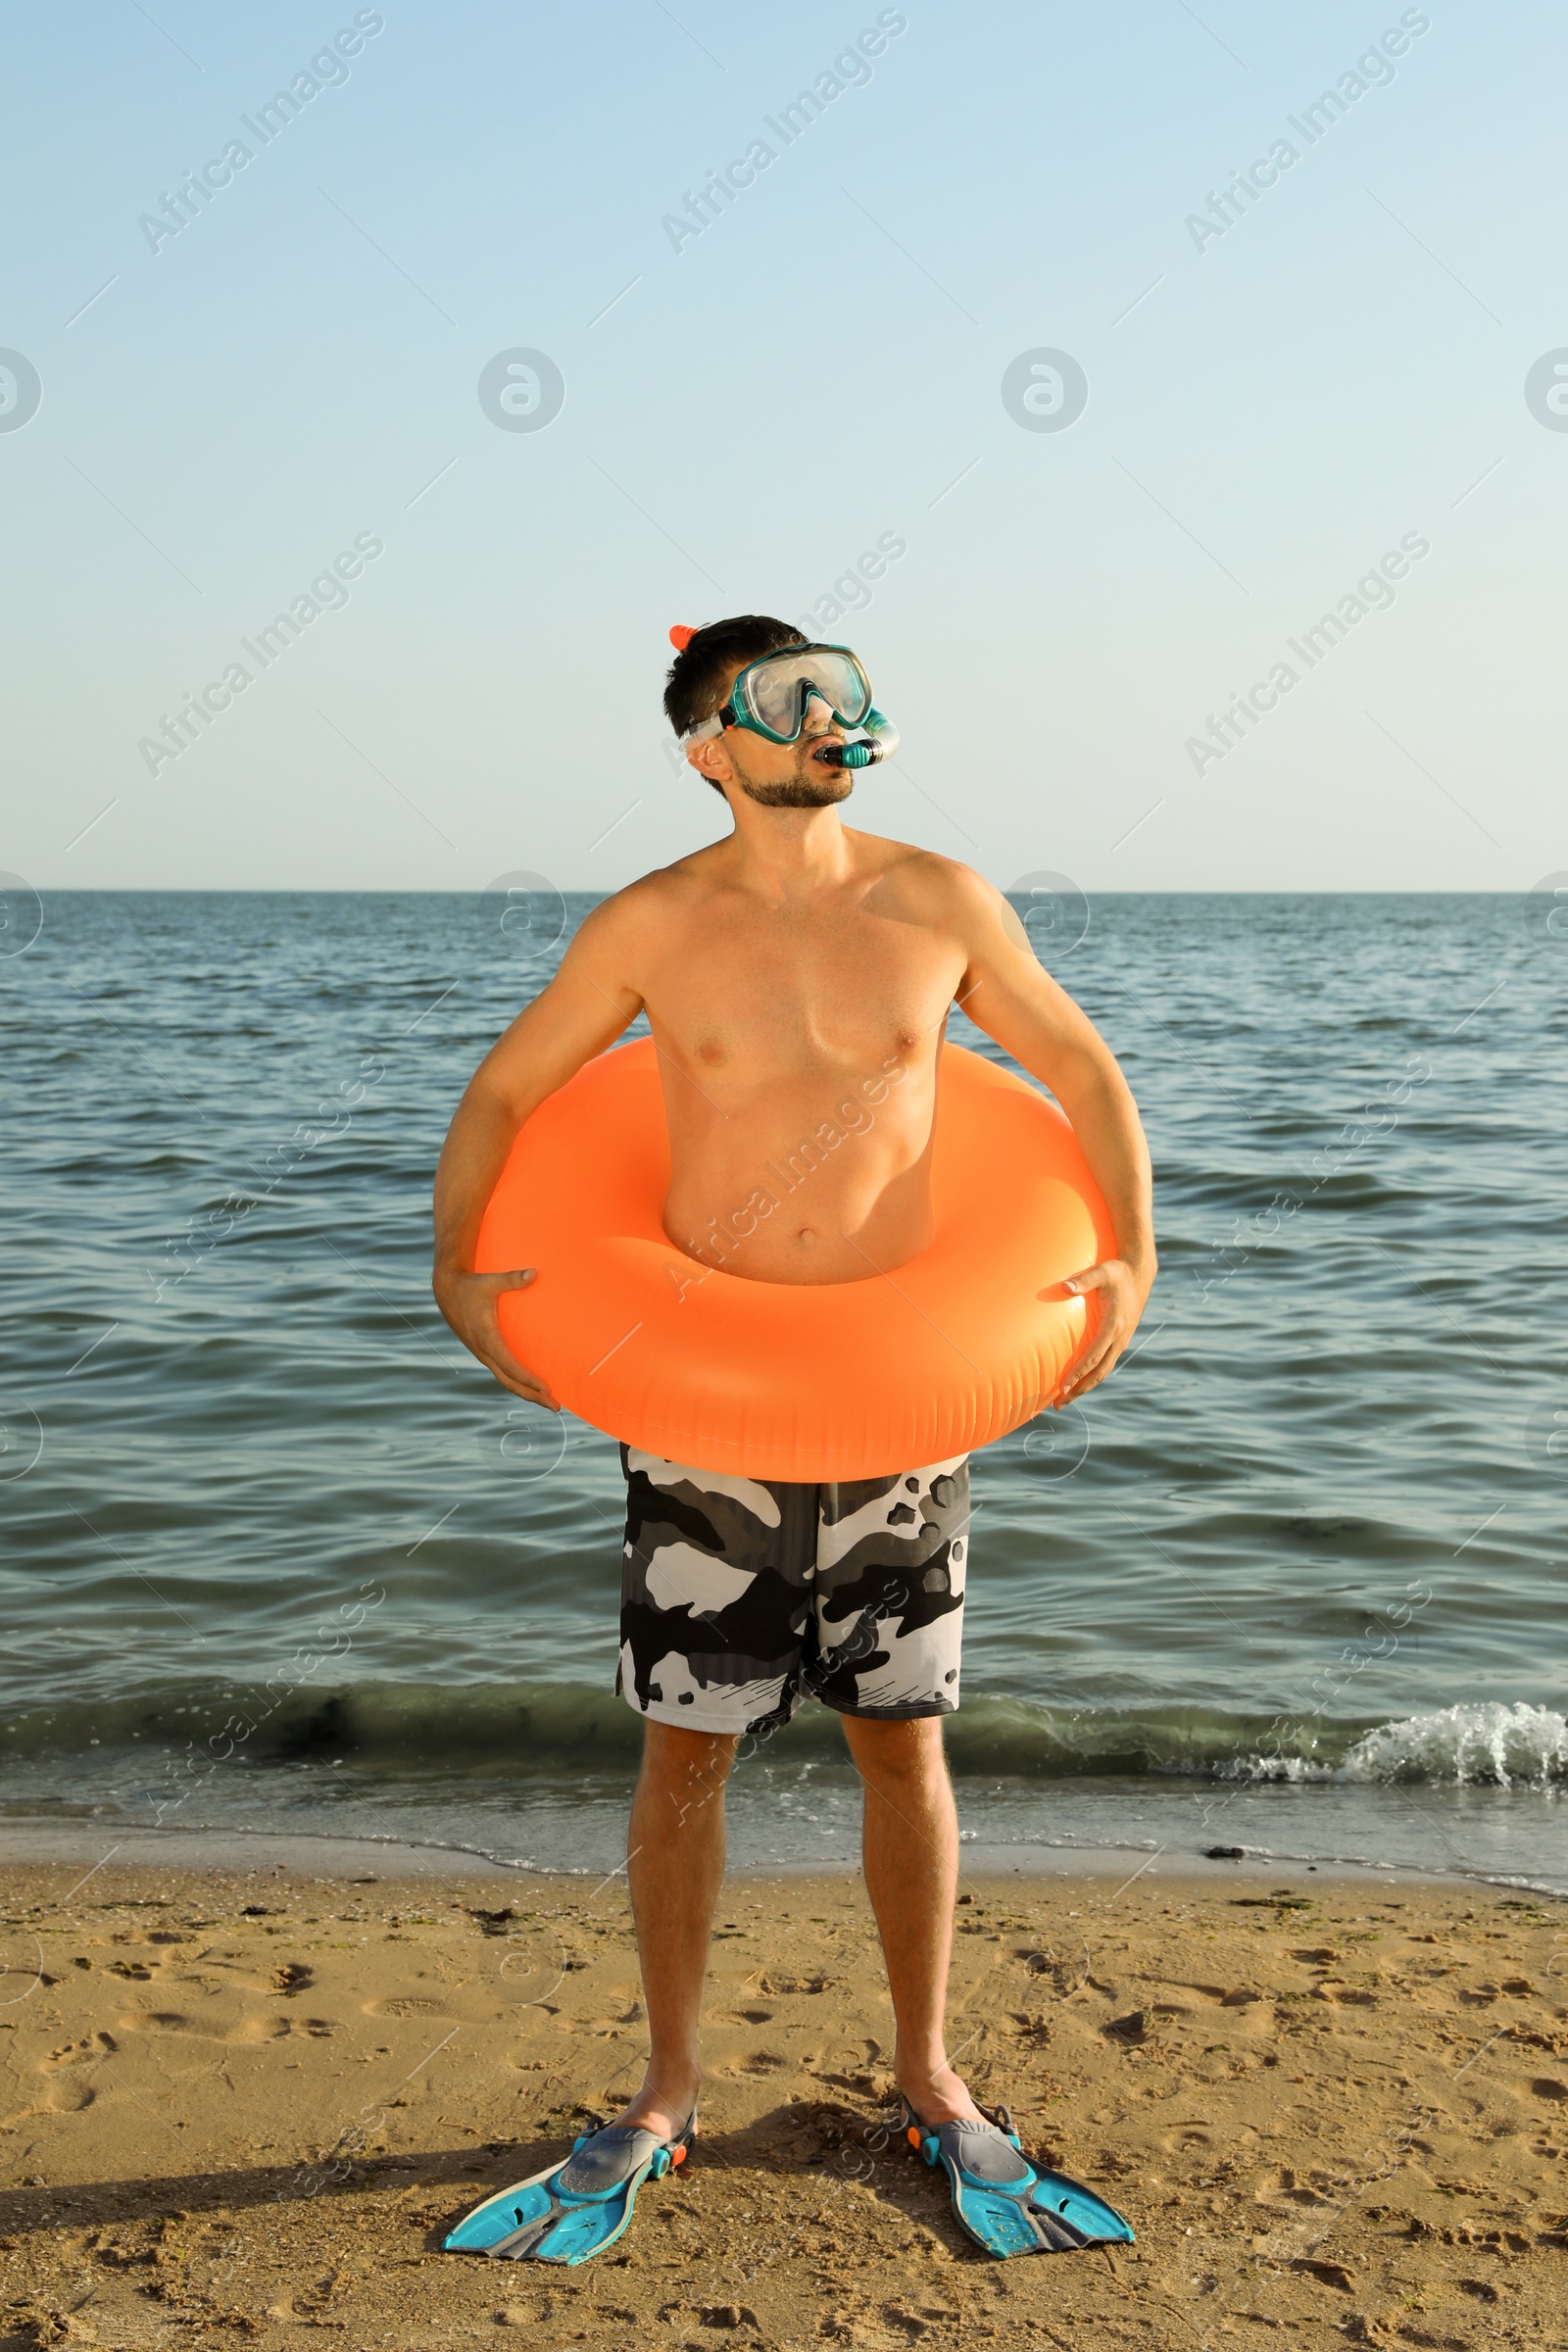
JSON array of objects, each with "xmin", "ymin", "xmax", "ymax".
[
  {"xmin": 1054, "ymin": 1255, "xmax": 1154, "ymax": 1407},
  {"xmin": 432, "ymin": 1265, "xmax": 560, "ymax": 1410}
]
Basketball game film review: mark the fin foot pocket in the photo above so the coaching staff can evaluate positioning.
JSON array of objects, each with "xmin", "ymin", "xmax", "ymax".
[
  {"xmin": 444, "ymin": 2111, "xmax": 697, "ymax": 2266},
  {"xmin": 900, "ymin": 2098, "xmax": 1133, "ymax": 2260}
]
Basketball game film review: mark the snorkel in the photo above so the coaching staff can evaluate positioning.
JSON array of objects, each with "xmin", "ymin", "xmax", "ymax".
[{"xmin": 814, "ymin": 708, "xmax": 900, "ymax": 768}]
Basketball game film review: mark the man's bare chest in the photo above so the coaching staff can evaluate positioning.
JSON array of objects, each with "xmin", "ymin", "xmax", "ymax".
[{"xmin": 640, "ymin": 906, "xmax": 965, "ymax": 1072}]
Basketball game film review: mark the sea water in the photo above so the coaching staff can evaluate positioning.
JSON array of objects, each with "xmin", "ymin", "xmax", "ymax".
[{"xmin": 3, "ymin": 890, "xmax": 1564, "ymax": 1890}]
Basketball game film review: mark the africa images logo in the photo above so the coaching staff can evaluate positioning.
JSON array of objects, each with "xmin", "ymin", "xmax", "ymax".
[
  {"xmin": 477, "ymin": 351, "xmax": 565, "ymax": 433},
  {"xmin": 1183, "ymin": 11, "xmax": 1432, "ymax": 255},
  {"xmin": 135, "ymin": 12, "xmax": 385, "ymax": 255},
  {"xmin": 661, "ymin": 11, "xmax": 907, "ymax": 253},
  {"xmin": 137, "ymin": 534, "xmax": 385, "ymax": 776},
  {"xmin": 1184, "ymin": 531, "xmax": 1431, "ymax": 777},
  {"xmin": 0, "ymin": 350, "xmax": 42, "ymax": 433},
  {"xmin": 1524, "ymin": 351, "xmax": 1568, "ymax": 431}
]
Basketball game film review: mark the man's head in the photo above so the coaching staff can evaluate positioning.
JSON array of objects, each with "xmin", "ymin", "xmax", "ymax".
[{"xmin": 663, "ymin": 614, "xmax": 857, "ymax": 811}]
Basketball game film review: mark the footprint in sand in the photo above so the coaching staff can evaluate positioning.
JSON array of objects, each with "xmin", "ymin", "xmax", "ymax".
[
  {"xmin": 39, "ymin": 2039, "xmax": 109, "ymax": 2111},
  {"xmin": 40, "ymin": 2078, "xmax": 98, "ymax": 2114},
  {"xmin": 111, "ymin": 2006, "xmax": 215, "ymax": 2036},
  {"xmin": 210, "ymin": 2011, "xmax": 283, "ymax": 2046},
  {"xmin": 111, "ymin": 1997, "xmax": 308, "ymax": 2050}
]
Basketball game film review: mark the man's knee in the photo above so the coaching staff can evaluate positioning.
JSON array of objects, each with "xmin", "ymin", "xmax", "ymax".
[
  {"xmin": 841, "ymin": 1713, "xmax": 949, "ymax": 1787},
  {"xmin": 639, "ymin": 1721, "xmax": 740, "ymax": 1812}
]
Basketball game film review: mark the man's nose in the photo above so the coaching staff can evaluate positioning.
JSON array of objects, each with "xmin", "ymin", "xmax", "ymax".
[{"xmin": 801, "ymin": 690, "xmax": 838, "ymax": 733}]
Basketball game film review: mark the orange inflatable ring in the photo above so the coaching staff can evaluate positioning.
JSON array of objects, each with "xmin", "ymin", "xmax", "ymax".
[{"xmin": 476, "ymin": 1037, "xmax": 1114, "ymax": 1483}]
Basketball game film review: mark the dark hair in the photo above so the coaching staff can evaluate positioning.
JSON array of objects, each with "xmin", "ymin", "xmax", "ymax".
[{"xmin": 663, "ymin": 614, "xmax": 808, "ymax": 749}]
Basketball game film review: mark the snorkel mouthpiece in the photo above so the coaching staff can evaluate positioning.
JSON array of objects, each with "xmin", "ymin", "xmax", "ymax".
[{"xmin": 817, "ymin": 708, "xmax": 900, "ymax": 768}]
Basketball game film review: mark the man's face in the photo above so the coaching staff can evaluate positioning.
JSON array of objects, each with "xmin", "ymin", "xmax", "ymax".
[{"xmin": 704, "ymin": 664, "xmax": 855, "ymax": 811}]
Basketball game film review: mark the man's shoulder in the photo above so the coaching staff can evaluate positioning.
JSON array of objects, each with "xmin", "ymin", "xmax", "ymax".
[
  {"xmin": 566, "ymin": 857, "xmax": 710, "ymax": 951},
  {"xmin": 578, "ymin": 834, "xmax": 999, "ymax": 937},
  {"xmin": 851, "ymin": 830, "xmax": 997, "ymax": 918}
]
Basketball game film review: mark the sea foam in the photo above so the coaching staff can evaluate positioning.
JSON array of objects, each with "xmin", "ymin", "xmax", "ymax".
[{"xmin": 1340, "ymin": 1702, "xmax": 1568, "ymax": 1788}]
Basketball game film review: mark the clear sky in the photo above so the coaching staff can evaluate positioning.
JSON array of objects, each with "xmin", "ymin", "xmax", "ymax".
[{"xmin": 3, "ymin": 1, "xmax": 1563, "ymax": 895}]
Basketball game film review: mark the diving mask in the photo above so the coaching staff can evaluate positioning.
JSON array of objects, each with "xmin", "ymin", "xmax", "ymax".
[{"xmin": 675, "ymin": 640, "xmax": 900, "ymax": 769}]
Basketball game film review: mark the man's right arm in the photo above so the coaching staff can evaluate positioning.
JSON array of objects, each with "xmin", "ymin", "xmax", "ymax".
[{"xmin": 432, "ymin": 897, "xmax": 645, "ymax": 1408}]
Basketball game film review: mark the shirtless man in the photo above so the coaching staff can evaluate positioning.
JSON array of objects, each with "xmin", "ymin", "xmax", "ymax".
[{"xmin": 434, "ymin": 616, "xmax": 1155, "ymax": 2263}]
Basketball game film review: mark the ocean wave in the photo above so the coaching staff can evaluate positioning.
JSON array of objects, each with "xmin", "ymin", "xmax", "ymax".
[
  {"xmin": 1342, "ymin": 1701, "xmax": 1568, "ymax": 1788},
  {"xmin": 1224, "ymin": 1702, "xmax": 1568, "ymax": 1789},
  {"xmin": 3, "ymin": 1685, "xmax": 1563, "ymax": 1789}
]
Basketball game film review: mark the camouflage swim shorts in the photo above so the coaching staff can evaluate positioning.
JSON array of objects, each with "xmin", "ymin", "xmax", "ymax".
[{"xmin": 615, "ymin": 1446, "xmax": 970, "ymax": 1736}]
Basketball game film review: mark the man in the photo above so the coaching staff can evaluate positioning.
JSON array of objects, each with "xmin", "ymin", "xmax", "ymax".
[{"xmin": 433, "ymin": 615, "xmax": 1154, "ymax": 2263}]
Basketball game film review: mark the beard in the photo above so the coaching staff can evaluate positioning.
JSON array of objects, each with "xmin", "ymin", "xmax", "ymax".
[{"xmin": 734, "ymin": 741, "xmax": 855, "ymax": 810}]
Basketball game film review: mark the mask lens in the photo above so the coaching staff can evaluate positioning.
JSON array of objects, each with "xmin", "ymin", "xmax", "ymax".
[
  {"xmin": 809, "ymin": 652, "xmax": 871, "ymax": 726},
  {"xmin": 745, "ymin": 651, "xmax": 871, "ymax": 739}
]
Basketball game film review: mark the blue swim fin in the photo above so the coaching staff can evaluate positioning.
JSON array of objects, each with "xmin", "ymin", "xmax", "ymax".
[
  {"xmin": 445, "ymin": 2111, "xmax": 695, "ymax": 2266},
  {"xmin": 903, "ymin": 2100, "xmax": 1134, "ymax": 2258}
]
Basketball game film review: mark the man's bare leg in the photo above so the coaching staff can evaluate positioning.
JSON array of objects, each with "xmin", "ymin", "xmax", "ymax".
[
  {"xmin": 612, "ymin": 1721, "xmax": 737, "ymax": 2140},
  {"xmin": 839, "ymin": 1715, "xmax": 985, "ymax": 2128}
]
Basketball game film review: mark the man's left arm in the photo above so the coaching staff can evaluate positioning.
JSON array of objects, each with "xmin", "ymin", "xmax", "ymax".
[{"xmin": 943, "ymin": 866, "xmax": 1155, "ymax": 1405}]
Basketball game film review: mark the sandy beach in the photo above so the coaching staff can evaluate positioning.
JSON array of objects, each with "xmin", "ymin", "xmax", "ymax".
[{"xmin": 1, "ymin": 1853, "xmax": 1563, "ymax": 2349}]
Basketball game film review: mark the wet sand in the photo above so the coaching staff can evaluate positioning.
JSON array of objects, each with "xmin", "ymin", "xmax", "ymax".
[{"xmin": 2, "ymin": 1854, "xmax": 1564, "ymax": 2348}]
